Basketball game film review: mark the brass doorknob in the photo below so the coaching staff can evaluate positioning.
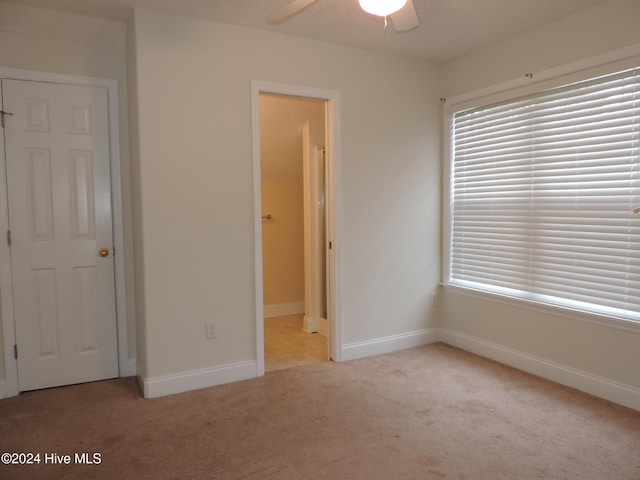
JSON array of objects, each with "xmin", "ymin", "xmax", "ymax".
[{"xmin": 98, "ymin": 248, "xmax": 110, "ymax": 258}]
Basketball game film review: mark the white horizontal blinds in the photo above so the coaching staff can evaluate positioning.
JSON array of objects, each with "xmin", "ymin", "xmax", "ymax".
[{"xmin": 450, "ymin": 67, "xmax": 640, "ymax": 321}]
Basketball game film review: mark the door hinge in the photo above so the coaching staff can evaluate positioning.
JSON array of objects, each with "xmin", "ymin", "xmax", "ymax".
[
  {"xmin": 6, "ymin": 230, "xmax": 10, "ymax": 246},
  {"xmin": 329, "ymin": 241, "xmax": 333, "ymax": 250},
  {"xmin": 0, "ymin": 110, "xmax": 13, "ymax": 128},
  {"xmin": 14, "ymin": 344, "xmax": 17, "ymax": 359}
]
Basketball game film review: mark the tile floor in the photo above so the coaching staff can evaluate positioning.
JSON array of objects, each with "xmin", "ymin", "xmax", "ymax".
[{"xmin": 264, "ymin": 314, "xmax": 328, "ymax": 372}]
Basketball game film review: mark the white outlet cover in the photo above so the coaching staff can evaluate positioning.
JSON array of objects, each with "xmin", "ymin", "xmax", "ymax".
[{"xmin": 206, "ymin": 321, "xmax": 217, "ymax": 339}]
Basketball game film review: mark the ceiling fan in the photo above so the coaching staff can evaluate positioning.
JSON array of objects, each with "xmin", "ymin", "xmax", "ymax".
[{"xmin": 267, "ymin": 0, "xmax": 420, "ymax": 32}]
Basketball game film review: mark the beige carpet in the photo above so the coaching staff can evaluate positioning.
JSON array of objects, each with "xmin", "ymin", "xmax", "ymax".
[{"xmin": 1, "ymin": 343, "xmax": 639, "ymax": 480}]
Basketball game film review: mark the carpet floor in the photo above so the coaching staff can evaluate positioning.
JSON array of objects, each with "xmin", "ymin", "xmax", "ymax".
[{"xmin": 0, "ymin": 343, "xmax": 638, "ymax": 480}]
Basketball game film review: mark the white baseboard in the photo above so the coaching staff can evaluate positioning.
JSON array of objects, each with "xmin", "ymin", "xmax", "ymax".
[
  {"xmin": 264, "ymin": 302, "xmax": 305, "ymax": 318},
  {"xmin": 303, "ymin": 316, "xmax": 328, "ymax": 335},
  {"xmin": 438, "ymin": 328, "xmax": 640, "ymax": 411},
  {"xmin": 341, "ymin": 328, "xmax": 439, "ymax": 362},
  {"xmin": 140, "ymin": 360, "xmax": 257, "ymax": 399},
  {"xmin": 303, "ymin": 314, "xmax": 318, "ymax": 333}
]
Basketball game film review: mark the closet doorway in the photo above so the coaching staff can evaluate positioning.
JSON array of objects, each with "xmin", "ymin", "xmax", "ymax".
[{"xmin": 259, "ymin": 93, "xmax": 328, "ymax": 372}]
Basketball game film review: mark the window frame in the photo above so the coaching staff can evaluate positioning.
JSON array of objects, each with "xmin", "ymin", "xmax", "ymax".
[{"xmin": 442, "ymin": 49, "xmax": 640, "ymax": 333}]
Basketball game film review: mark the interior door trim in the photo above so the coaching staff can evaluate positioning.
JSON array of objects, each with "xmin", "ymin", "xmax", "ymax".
[
  {"xmin": 0, "ymin": 68, "xmax": 131, "ymax": 398},
  {"xmin": 250, "ymin": 80, "xmax": 343, "ymax": 376}
]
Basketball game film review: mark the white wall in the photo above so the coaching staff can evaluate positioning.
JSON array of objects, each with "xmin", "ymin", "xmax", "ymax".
[
  {"xmin": 442, "ymin": 0, "xmax": 640, "ymax": 97},
  {"xmin": 129, "ymin": 8, "xmax": 441, "ymax": 384},
  {"xmin": 0, "ymin": 3, "xmax": 136, "ymax": 381},
  {"xmin": 440, "ymin": 0, "xmax": 640, "ymax": 397},
  {"xmin": 126, "ymin": 12, "xmax": 147, "ymax": 380}
]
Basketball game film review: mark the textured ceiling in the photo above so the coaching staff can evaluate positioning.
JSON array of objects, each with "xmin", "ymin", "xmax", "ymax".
[{"xmin": 0, "ymin": 0, "xmax": 605, "ymax": 62}]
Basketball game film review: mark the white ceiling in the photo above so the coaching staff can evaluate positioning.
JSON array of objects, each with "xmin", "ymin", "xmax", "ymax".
[{"xmin": 1, "ymin": 0, "xmax": 605, "ymax": 62}]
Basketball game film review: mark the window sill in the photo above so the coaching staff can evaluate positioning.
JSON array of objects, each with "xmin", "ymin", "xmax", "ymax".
[{"xmin": 441, "ymin": 283, "xmax": 640, "ymax": 334}]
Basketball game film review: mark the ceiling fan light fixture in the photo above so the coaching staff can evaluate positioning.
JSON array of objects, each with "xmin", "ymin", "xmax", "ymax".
[{"xmin": 358, "ymin": 0, "xmax": 407, "ymax": 17}]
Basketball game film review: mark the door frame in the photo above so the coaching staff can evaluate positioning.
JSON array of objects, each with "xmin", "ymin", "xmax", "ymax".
[
  {"xmin": 251, "ymin": 81, "xmax": 342, "ymax": 376},
  {"xmin": 0, "ymin": 68, "xmax": 131, "ymax": 398}
]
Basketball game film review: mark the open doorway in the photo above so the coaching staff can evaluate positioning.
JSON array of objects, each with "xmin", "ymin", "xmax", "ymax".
[
  {"xmin": 252, "ymin": 81, "xmax": 341, "ymax": 376},
  {"xmin": 259, "ymin": 93, "xmax": 327, "ymax": 372}
]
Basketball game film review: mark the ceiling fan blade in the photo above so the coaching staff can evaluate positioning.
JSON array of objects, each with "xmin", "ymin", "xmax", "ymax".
[
  {"xmin": 267, "ymin": 0, "xmax": 320, "ymax": 24},
  {"xmin": 391, "ymin": 0, "xmax": 419, "ymax": 32}
]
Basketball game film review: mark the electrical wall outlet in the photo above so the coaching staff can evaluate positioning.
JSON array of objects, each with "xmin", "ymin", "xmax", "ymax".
[{"xmin": 205, "ymin": 321, "xmax": 218, "ymax": 340}]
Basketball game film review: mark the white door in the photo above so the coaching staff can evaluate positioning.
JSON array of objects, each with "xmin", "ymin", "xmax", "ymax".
[{"xmin": 2, "ymin": 79, "xmax": 118, "ymax": 391}]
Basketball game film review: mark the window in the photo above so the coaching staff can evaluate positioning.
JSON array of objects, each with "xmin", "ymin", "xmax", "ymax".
[{"xmin": 445, "ymin": 65, "xmax": 640, "ymax": 323}]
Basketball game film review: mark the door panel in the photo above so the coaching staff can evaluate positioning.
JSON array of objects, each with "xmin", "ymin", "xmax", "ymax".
[
  {"xmin": 2, "ymin": 79, "xmax": 118, "ymax": 391},
  {"xmin": 26, "ymin": 147, "xmax": 54, "ymax": 241}
]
